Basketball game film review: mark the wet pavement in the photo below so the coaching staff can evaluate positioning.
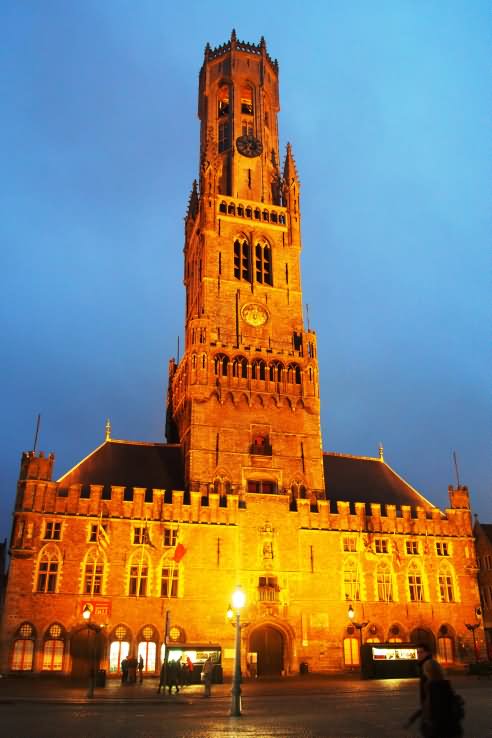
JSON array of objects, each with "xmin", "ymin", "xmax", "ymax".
[{"xmin": 0, "ymin": 673, "xmax": 491, "ymax": 737}]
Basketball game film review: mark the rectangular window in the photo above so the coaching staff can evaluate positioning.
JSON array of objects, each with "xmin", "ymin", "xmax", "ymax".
[
  {"xmin": 44, "ymin": 522, "xmax": 61, "ymax": 540},
  {"xmin": 343, "ymin": 537, "xmax": 357, "ymax": 552},
  {"xmin": 408, "ymin": 574, "xmax": 424, "ymax": 602},
  {"xmin": 129, "ymin": 565, "xmax": 148, "ymax": 596},
  {"xmin": 133, "ymin": 527, "xmax": 144, "ymax": 545},
  {"xmin": 439, "ymin": 574, "xmax": 454, "ymax": 602},
  {"xmin": 37, "ymin": 561, "xmax": 58, "ymax": 593},
  {"xmin": 374, "ymin": 539, "xmax": 389, "ymax": 554},
  {"xmin": 405, "ymin": 540, "xmax": 419, "ymax": 555},
  {"xmin": 160, "ymin": 567, "xmax": 178, "ymax": 598},
  {"xmin": 84, "ymin": 563, "xmax": 104, "ymax": 595},
  {"xmin": 436, "ymin": 542, "xmax": 449, "ymax": 557},
  {"xmin": 164, "ymin": 528, "xmax": 178, "ymax": 547},
  {"xmin": 218, "ymin": 122, "xmax": 230, "ymax": 153},
  {"xmin": 89, "ymin": 524, "xmax": 108, "ymax": 543}
]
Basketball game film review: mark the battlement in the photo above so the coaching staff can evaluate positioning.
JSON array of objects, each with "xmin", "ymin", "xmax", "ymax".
[
  {"xmin": 204, "ymin": 31, "xmax": 278, "ymax": 72},
  {"xmin": 19, "ymin": 451, "xmax": 55, "ymax": 482}
]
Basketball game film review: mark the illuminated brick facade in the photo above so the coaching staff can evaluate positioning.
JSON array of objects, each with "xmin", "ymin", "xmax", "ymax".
[{"xmin": 0, "ymin": 33, "xmax": 483, "ymax": 677}]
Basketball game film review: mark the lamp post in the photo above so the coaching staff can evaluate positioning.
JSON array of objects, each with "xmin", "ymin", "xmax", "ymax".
[
  {"xmin": 82, "ymin": 605, "xmax": 95, "ymax": 698},
  {"xmin": 348, "ymin": 605, "xmax": 368, "ymax": 673},
  {"xmin": 465, "ymin": 622, "xmax": 480, "ymax": 664},
  {"xmin": 227, "ymin": 585, "xmax": 246, "ymax": 717}
]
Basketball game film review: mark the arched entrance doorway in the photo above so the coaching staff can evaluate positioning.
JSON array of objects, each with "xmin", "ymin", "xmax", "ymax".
[
  {"xmin": 70, "ymin": 627, "xmax": 105, "ymax": 679},
  {"xmin": 250, "ymin": 625, "xmax": 284, "ymax": 677}
]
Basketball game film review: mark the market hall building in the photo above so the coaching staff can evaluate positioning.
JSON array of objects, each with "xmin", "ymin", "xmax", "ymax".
[{"xmin": 0, "ymin": 33, "xmax": 482, "ymax": 679}]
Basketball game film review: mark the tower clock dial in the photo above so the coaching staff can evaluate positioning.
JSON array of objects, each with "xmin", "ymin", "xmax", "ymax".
[
  {"xmin": 236, "ymin": 135, "xmax": 263, "ymax": 158},
  {"xmin": 241, "ymin": 302, "xmax": 269, "ymax": 327}
]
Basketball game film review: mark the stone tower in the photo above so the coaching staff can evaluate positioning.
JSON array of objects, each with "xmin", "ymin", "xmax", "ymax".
[{"xmin": 167, "ymin": 31, "xmax": 325, "ymax": 504}]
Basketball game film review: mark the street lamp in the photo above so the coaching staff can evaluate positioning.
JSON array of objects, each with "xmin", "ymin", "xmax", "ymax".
[
  {"xmin": 82, "ymin": 605, "xmax": 95, "ymax": 698},
  {"xmin": 348, "ymin": 605, "xmax": 368, "ymax": 672},
  {"xmin": 465, "ymin": 622, "xmax": 481, "ymax": 664},
  {"xmin": 228, "ymin": 585, "xmax": 246, "ymax": 717}
]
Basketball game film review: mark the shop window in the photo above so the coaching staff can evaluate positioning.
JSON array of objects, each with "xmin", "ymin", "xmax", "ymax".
[
  {"xmin": 42, "ymin": 639, "xmax": 64, "ymax": 671},
  {"xmin": 109, "ymin": 640, "xmax": 130, "ymax": 674},
  {"xmin": 43, "ymin": 521, "xmax": 61, "ymax": 540},
  {"xmin": 36, "ymin": 550, "xmax": 59, "ymax": 593},
  {"xmin": 11, "ymin": 639, "xmax": 34, "ymax": 671},
  {"xmin": 137, "ymin": 640, "xmax": 157, "ymax": 673},
  {"xmin": 161, "ymin": 567, "xmax": 179, "ymax": 598},
  {"xmin": 343, "ymin": 635, "xmax": 359, "ymax": 667}
]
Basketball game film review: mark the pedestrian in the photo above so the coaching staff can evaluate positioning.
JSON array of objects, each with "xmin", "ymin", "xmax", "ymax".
[
  {"xmin": 138, "ymin": 654, "xmax": 144, "ymax": 683},
  {"xmin": 404, "ymin": 643, "xmax": 464, "ymax": 737},
  {"xmin": 157, "ymin": 660, "xmax": 166, "ymax": 694},
  {"xmin": 166, "ymin": 659, "xmax": 180, "ymax": 694},
  {"xmin": 201, "ymin": 656, "xmax": 214, "ymax": 698},
  {"xmin": 120, "ymin": 656, "xmax": 129, "ymax": 685},
  {"xmin": 186, "ymin": 655, "xmax": 194, "ymax": 685}
]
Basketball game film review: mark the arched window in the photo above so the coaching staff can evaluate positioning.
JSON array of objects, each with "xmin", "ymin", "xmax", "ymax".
[
  {"xmin": 109, "ymin": 624, "xmax": 131, "ymax": 674},
  {"xmin": 160, "ymin": 564, "xmax": 179, "ymax": 598},
  {"xmin": 287, "ymin": 364, "xmax": 301, "ymax": 384},
  {"xmin": 232, "ymin": 356, "xmax": 248, "ymax": 378},
  {"xmin": 437, "ymin": 626, "xmax": 454, "ymax": 664},
  {"xmin": 137, "ymin": 625, "xmax": 158, "ymax": 674},
  {"xmin": 84, "ymin": 550, "xmax": 104, "ymax": 595},
  {"xmin": 252, "ymin": 359, "xmax": 266, "ymax": 381},
  {"xmin": 233, "ymin": 239, "xmax": 252, "ymax": 282},
  {"xmin": 36, "ymin": 549, "xmax": 59, "ymax": 593},
  {"xmin": 388, "ymin": 624, "xmax": 404, "ymax": 643},
  {"xmin": 376, "ymin": 562, "xmax": 393, "ymax": 602},
  {"xmin": 214, "ymin": 353, "xmax": 229, "ymax": 377},
  {"xmin": 129, "ymin": 553, "xmax": 150, "ymax": 597},
  {"xmin": 218, "ymin": 121, "xmax": 230, "ymax": 153},
  {"xmin": 11, "ymin": 622, "xmax": 35, "ymax": 671},
  {"xmin": 438, "ymin": 564, "xmax": 456, "ymax": 602},
  {"xmin": 219, "ymin": 201, "xmax": 227, "ymax": 214},
  {"xmin": 42, "ymin": 623, "xmax": 65, "ymax": 671},
  {"xmin": 255, "ymin": 243, "xmax": 273, "ymax": 285},
  {"xmin": 344, "ymin": 627, "xmax": 360, "ymax": 666},
  {"xmin": 407, "ymin": 560, "xmax": 425, "ymax": 602},
  {"xmin": 269, "ymin": 361, "xmax": 284, "ymax": 382},
  {"xmin": 343, "ymin": 559, "xmax": 360, "ymax": 601},
  {"xmin": 241, "ymin": 85, "xmax": 253, "ymax": 115}
]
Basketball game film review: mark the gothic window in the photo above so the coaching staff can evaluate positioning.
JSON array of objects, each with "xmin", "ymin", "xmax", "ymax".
[
  {"xmin": 138, "ymin": 635, "xmax": 157, "ymax": 673},
  {"xmin": 237, "ymin": 204, "xmax": 244, "ymax": 217},
  {"xmin": 11, "ymin": 623, "xmax": 35, "ymax": 671},
  {"xmin": 343, "ymin": 559, "xmax": 360, "ymax": 601},
  {"xmin": 218, "ymin": 85, "xmax": 230, "ymax": 117},
  {"xmin": 43, "ymin": 521, "xmax": 61, "ymax": 540},
  {"xmin": 214, "ymin": 353, "xmax": 229, "ymax": 377},
  {"xmin": 262, "ymin": 209, "xmax": 269, "ymax": 222},
  {"xmin": 376, "ymin": 561, "xmax": 393, "ymax": 602},
  {"xmin": 407, "ymin": 560, "xmax": 425, "ymax": 602},
  {"xmin": 287, "ymin": 363, "xmax": 301, "ymax": 384},
  {"xmin": 233, "ymin": 239, "xmax": 252, "ymax": 282},
  {"xmin": 254, "ymin": 207, "xmax": 261, "ymax": 220},
  {"xmin": 36, "ymin": 549, "xmax": 59, "ymax": 593},
  {"xmin": 218, "ymin": 121, "xmax": 230, "ymax": 152},
  {"xmin": 109, "ymin": 630, "xmax": 130, "ymax": 674},
  {"xmin": 241, "ymin": 85, "xmax": 253, "ymax": 115},
  {"xmin": 129, "ymin": 553, "xmax": 149, "ymax": 596},
  {"xmin": 269, "ymin": 361, "xmax": 284, "ymax": 382},
  {"xmin": 232, "ymin": 356, "xmax": 248, "ymax": 378},
  {"xmin": 161, "ymin": 566, "xmax": 179, "ymax": 598},
  {"xmin": 84, "ymin": 551, "xmax": 104, "ymax": 595},
  {"xmin": 438, "ymin": 565, "xmax": 455, "ymax": 602},
  {"xmin": 219, "ymin": 201, "xmax": 227, "ymax": 213},
  {"xmin": 228, "ymin": 202, "xmax": 235, "ymax": 215},
  {"xmin": 255, "ymin": 243, "xmax": 273, "ymax": 285},
  {"xmin": 252, "ymin": 359, "xmax": 266, "ymax": 381}
]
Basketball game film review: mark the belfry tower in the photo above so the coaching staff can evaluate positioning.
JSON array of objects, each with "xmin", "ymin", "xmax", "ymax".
[{"xmin": 167, "ymin": 31, "xmax": 325, "ymax": 504}]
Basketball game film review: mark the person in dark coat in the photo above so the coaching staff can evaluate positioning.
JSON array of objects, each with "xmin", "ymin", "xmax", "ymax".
[
  {"xmin": 166, "ymin": 659, "xmax": 180, "ymax": 694},
  {"xmin": 138, "ymin": 655, "xmax": 144, "ymax": 683},
  {"xmin": 120, "ymin": 656, "xmax": 129, "ymax": 685}
]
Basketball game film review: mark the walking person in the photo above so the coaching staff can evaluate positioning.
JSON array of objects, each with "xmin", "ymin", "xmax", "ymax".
[
  {"xmin": 167, "ymin": 659, "xmax": 180, "ymax": 694},
  {"xmin": 120, "ymin": 656, "xmax": 129, "ymax": 685},
  {"xmin": 138, "ymin": 654, "xmax": 144, "ymax": 684},
  {"xmin": 157, "ymin": 660, "xmax": 166, "ymax": 694},
  {"xmin": 404, "ymin": 643, "xmax": 464, "ymax": 737},
  {"xmin": 201, "ymin": 656, "xmax": 214, "ymax": 698}
]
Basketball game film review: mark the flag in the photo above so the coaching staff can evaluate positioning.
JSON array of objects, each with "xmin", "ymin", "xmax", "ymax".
[
  {"xmin": 392, "ymin": 539, "xmax": 401, "ymax": 568},
  {"xmin": 143, "ymin": 519, "xmax": 156, "ymax": 547},
  {"xmin": 172, "ymin": 543, "xmax": 186, "ymax": 562},
  {"xmin": 97, "ymin": 521, "xmax": 110, "ymax": 553}
]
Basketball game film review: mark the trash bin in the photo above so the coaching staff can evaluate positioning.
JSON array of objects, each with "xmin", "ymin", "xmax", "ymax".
[
  {"xmin": 300, "ymin": 661, "xmax": 309, "ymax": 674},
  {"xmin": 95, "ymin": 669, "xmax": 106, "ymax": 687}
]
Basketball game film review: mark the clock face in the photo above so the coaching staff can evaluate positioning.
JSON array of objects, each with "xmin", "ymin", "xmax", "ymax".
[
  {"xmin": 241, "ymin": 302, "xmax": 269, "ymax": 327},
  {"xmin": 236, "ymin": 135, "xmax": 263, "ymax": 158}
]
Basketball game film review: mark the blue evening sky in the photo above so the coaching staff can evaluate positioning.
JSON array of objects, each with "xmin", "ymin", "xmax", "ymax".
[{"xmin": 1, "ymin": 1, "xmax": 490, "ymax": 545}]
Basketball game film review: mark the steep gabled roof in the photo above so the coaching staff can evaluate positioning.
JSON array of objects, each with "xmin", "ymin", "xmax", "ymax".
[
  {"xmin": 323, "ymin": 452, "xmax": 435, "ymax": 509},
  {"xmin": 57, "ymin": 440, "xmax": 184, "ymax": 491}
]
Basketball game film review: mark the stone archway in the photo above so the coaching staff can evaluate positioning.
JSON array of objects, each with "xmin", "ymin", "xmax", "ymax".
[
  {"xmin": 249, "ymin": 625, "xmax": 284, "ymax": 677},
  {"xmin": 69, "ymin": 626, "xmax": 105, "ymax": 679}
]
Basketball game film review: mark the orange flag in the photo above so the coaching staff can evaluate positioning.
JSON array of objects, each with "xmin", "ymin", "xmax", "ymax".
[{"xmin": 173, "ymin": 543, "xmax": 186, "ymax": 562}]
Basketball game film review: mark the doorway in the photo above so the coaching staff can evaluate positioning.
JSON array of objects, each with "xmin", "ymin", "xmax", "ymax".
[{"xmin": 250, "ymin": 625, "xmax": 284, "ymax": 676}]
